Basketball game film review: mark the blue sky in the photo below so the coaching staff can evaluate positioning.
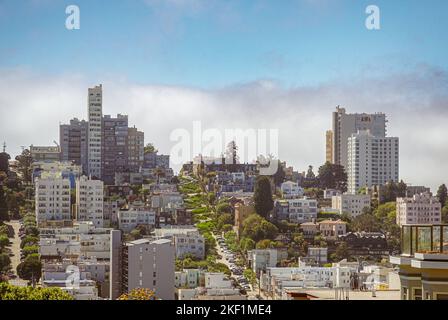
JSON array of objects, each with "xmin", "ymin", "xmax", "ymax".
[{"xmin": 1, "ymin": 0, "xmax": 447, "ymax": 88}]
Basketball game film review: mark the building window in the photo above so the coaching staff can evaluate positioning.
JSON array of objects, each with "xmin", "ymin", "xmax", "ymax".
[
  {"xmin": 413, "ymin": 288, "xmax": 422, "ymax": 300},
  {"xmin": 402, "ymin": 287, "xmax": 408, "ymax": 300}
]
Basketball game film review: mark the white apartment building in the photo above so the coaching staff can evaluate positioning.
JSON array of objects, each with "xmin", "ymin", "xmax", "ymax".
[
  {"xmin": 42, "ymin": 258, "xmax": 110, "ymax": 300},
  {"xmin": 347, "ymin": 130, "xmax": 399, "ymax": 194},
  {"xmin": 151, "ymin": 192, "xmax": 184, "ymax": 211},
  {"xmin": 396, "ymin": 193, "xmax": 442, "ymax": 226},
  {"xmin": 287, "ymin": 198, "xmax": 318, "ymax": 223},
  {"xmin": 324, "ymin": 189, "xmax": 341, "ymax": 199},
  {"xmin": 155, "ymin": 226, "xmax": 205, "ymax": 260},
  {"xmin": 178, "ymin": 273, "xmax": 244, "ymax": 300},
  {"xmin": 331, "ymin": 107, "xmax": 386, "ymax": 168},
  {"xmin": 247, "ymin": 249, "xmax": 287, "ymax": 273},
  {"xmin": 87, "ymin": 84, "xmax": 103, "ymax": 178},
  {"xmin": 332, "ymin": 194, "xmax": 371, "ymax": 217},
  {"xmin": 39, "ymin": 221, "xmax": 112, "ymax": 260},
  {"xmin": 76, "ymin": 176, "xmax": 104, "ymax": 227},
  {"xmin": 261, "ymin": 265, "xmax": 352, "ymax": 299},
  {"xmin": 35, "ymin": 177, "xmax": 72, "ymax": 227},
  {"xmin": 118, "ymin": 207, "xmax": 156, "ymax": 233},
  {"xmin": 114, "ymin": 238, "xmax": 175, "ymax": 300},
  {"xmin": 175, "ymin": 269, "xmax": 202, "ymax": 288},
  {"xmin": 281, "ymin": 181, "xmax": 304, "ymax": 199}
]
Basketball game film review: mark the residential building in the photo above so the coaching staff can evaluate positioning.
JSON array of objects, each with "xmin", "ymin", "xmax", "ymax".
[
  {"xmin": 127, "ymin": 126, "xmax": 144, "ymax": 172},
  {"xmin": 32, "ymin": 161, "xmax": 82, "ymax": 188},
  {"xmin": 30, "ymin": 145, "xmax": 61, "ymax": 162},
  {"xmin": 110, "ymin": 236, "xmax": 175, "ymax": 300},
  {"xmin": 300, "ymin": 221, "xmax": 319, "ymax": 239},
  {"xmin": 87, "ymin": 84, "xmax": 103, "ymax": 179},
  {"xmin": 178, "ymin": 273, "xmax": 244, "ymax": 300},
  {"xmin": 405, "ymin": 186, "xmax": 431, "ymax": 198},
  {"xmin": 260, "ymin": 264, "xmax": 352, "ymax": 300},
  {"xmin": 59, "ymin": 118, "xmax": 89, "ymax": 174},
  {"xmin": 325, "ymin": 130, "xmax": 333, "ymax": 163},
  {"xmin": 338, "ymin": 232, "xmax": 389, "ymax": 258},
  {"xmin": 101, "ymin": 114, "xmax": 129, "ymax": 185},
  {"xmin": 280, "ymin": 181, "xmax": 304, "ymax": 199},
  {"xmin": 332, "ymin": 194, "xmax": 371, "ymax": 217},
  {"xmin": 319, "ymin": 219, "xmax": 347, "ymax": 240},
  {"xmin": 76, "ymin": 176, "xmax": 104, "ymax": 227},
  {"xmin": 35, "ymin": 177, "xmax": 72, "ymax": 228},
  {"xmin": 39, "ymin": 221, "xmax": 112, "ymax": 260},
  {"xmin": 155, "ymin": 226, "xmax": 205, "ymax": 260},
  {"xmin": 396, "ymin": 193, "xmax": 442, "ymax": 226},
  {"xmin": 103, "ymin": 199, "xmax": 119, "ymax": 227},
  {"xmin": 323, "ymin": 189, "xmax": 341, "ymax": 200},
  {"xmin": 42, "ymin": 257, "xmax": 110, "ymax": 299},
  {"xmin": 347, "ymin": 130, "xmax": 399, "ymax": 194},
  {"xmin": 306, "ymin": 247, "xmax": 328, "ymax": 265},
  {"xmin": 247, "ymin": 249, "xmax": 287, "ymax": 274},
  {"xmin": 118, "ymin": 206, "xmax": 156, "ymax": 233},
  {"xmin": 331, "ymin": 106, "xmax": 386, "ymax": 169},
  {"xmin": 175, "ymin": 269, "xmax": 203, "ymax": 289},
  {"xmin": 287, "ymin": 198, "xmax": 318, "ymax": 224},
  {"xmin": 390, "ymin": 224, "xmax": 448, "ymax": 300}
]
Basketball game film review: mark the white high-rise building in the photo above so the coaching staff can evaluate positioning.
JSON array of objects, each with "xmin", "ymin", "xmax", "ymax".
[
  {"xmin": 396, "ymin": 193, "xmax": 442, "ymax": 226},
  {"xmin": 331, "ymin": 106, "xmax": 386, "ymax": 168},
  {"xmin": 87, "ymin": 84, "xmax": 103, "ymax": 179},
  {"xmin": 76, "ymin": 176, "xmax": 104, "ymax": 227},
  {"xmin": 35, "ymin": 177, "xmax": 72, "ymax": 227},
  {"xmin": 347, "ymin": 130, "xmax": 399, "ymax": 194}
]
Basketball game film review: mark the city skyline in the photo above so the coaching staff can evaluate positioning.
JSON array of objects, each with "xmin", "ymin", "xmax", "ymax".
[{"xmin": 1, "ymin": 0, "xmax": 448, "ymax": 191}]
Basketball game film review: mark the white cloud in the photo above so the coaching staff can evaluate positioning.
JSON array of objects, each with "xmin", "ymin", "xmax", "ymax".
[{"xmin": 0, "ymin": 65, "xmax": 447, "ymax": 191}]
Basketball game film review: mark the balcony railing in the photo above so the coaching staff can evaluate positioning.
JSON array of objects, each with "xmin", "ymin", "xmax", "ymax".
[{"xmin": 401, "ymin": 224, "xmax": 448, "ymax": 256}]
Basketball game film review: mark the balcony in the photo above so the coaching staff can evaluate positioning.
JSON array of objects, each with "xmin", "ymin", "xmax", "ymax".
[{"xmin": 401, "ymin": 224, "xmax": 448, "ymax": 256}]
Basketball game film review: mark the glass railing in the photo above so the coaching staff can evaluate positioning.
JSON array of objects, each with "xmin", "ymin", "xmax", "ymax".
[{"xmin": 401, "ymin": 224, "xmax": 448, "ymax": 255}]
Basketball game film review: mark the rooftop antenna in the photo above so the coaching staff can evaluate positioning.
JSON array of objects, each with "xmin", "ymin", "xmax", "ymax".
[{"xmin": 2, "ymin": 142, "xmax": 5, "ymax": 153}]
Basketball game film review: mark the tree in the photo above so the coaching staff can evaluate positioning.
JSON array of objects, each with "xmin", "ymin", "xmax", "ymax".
[
  {"xmin": 225, "ymin": 141, "xmax": 238, "ymax": 165},
  {"xmin": 437, "ymin": 184, "xmax": 448, "ymax": 207},
  {"xmin": 241, "ymin": 214, "xmax": 278, "ymax": 242},
  {"xmin": 0, "ymin": 234, "xmax": 9, "ymax": 250},
  {"xmin": 254, "ymin": 176, "xmax": 273, "ymax": 218},
  {"xmin": 332, "ymin": 242, "xmax": 349, "ymax": 261},
  {"xmin": 17, "ymin": 255, "xmax": 42, "ymax": 284},
  {"xmin": 0, "ymin": 253, "xmax": 11, "ymax": 273},
  {"xmin": 0, "ymin": 283, "xmax": 74, "ymax": 300},
  {"xmin": 0, "ymin": 152, "xmax": 10, "ymax": 173},
  {"xmin": 143, "ymin": 143, "xmax": 157, "ymax": 155},
  {"xmin": 272, "ymin": 160, "xmax": 285, "ymax": 186},
  {"xmin": 443, "ymin": 204, "xmax": 448, "ymax": 224},
  {"xmin": 216, "ymin": 202, "xmax": 232, "ymax": 215},
  {"xmin": 350, "ymin": 213, "xmax": 380, "ymax": 232},
  {"xmin": 130, "ymin": 229, "xmax": 142, "ymax": 240},
  {"xmin": 217, "ymin": 213, "xmax": 233, "ymax": 231},
  {"xmin": 317, "ymin": 162, "xmax": 347, "ymax": 192},
  {"xmin": 243, "ymin": 269, "xmax": 257, "ymax": 286},
  {"xmin": 240, "ymin": 237, "xmax": 256, "ymax": 251},
  {"xmin": 15, "ymin": 149, "xmax": 33, "ymax": 183},
  {"xmin": 0, "ymin": 185, "xmax": 8, "ymax": 222},
  {"xmin": 118, "ymin": 288, "xmax": 157, "ymax": 300}
]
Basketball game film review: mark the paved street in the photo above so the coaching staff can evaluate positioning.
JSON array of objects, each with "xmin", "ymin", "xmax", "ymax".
[
  {"xmin": 5, "ymin": 220, "xmax": 28, "ymax": 287},
  {"xmin": 213, "ymin": 233, "xmax": 262, "ymax": 300}
]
